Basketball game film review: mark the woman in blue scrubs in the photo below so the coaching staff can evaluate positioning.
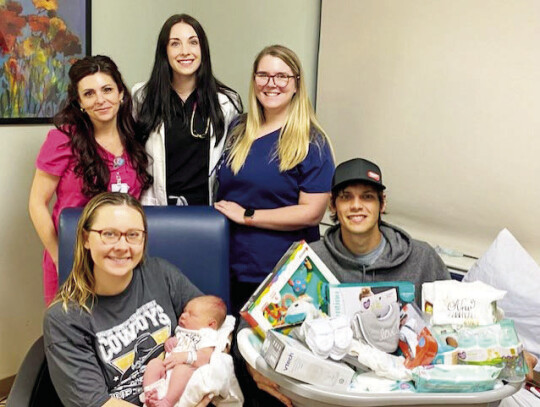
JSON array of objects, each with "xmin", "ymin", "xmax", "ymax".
[{"xmin": 215, "ymin": 45, "xmax": 334, "ymax": 315}]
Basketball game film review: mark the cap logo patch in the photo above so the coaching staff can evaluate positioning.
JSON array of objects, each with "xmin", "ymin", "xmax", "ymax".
[{"xmin": 367, "ymin": 171, "xmax": 380, "ymax": 182}]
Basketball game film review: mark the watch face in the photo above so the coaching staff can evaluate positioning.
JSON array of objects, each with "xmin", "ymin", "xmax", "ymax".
[{"xmin": 244, "ymin": 208, "xmax": 255, "ymax": 218}]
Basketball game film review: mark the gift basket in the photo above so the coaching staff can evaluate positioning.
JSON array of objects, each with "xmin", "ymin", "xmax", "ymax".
[{"xmin": 237, "ymin": 241, "xmax": 526, "ymax": 407}]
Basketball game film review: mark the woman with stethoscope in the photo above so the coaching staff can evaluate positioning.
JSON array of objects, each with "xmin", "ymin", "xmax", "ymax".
[{"xmin": 133, "ymin": 14, "xmax": 242, "ymax": 206}]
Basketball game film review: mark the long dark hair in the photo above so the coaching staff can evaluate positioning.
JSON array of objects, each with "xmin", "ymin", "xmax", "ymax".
[
  {"xmin": 135, "ymin": 14, "xmax": 242, "ymax": 145},
  {"xmin": 53, "ymin": 55, "xmax": 152, "ymax": 197}
]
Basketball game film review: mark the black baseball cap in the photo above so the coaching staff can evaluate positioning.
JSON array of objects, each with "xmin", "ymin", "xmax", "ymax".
[{"xmin": 332, "ymin": 158, "xmax": 386, "ymax": 192}]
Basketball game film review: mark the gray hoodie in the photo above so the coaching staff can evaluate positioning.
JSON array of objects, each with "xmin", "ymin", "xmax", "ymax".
[{"xmin": 311, "ymin": 221, "xmax": 450, "ymax": 305}]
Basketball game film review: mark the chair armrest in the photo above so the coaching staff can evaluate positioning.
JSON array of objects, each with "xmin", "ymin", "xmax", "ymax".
[{"xmin": 7, "ymin": 336, "xmax": 63, "ymax": 407}]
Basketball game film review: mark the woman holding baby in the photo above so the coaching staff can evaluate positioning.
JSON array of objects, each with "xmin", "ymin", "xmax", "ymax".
[{"xmin": 43, "ymin": 192, "xmax": 214, "ymax": 407}]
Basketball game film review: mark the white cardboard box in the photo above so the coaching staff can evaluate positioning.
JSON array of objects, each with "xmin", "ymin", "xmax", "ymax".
[{"xmin": 261, "ymin": 330, "xmax": 355, "ymax": 391}]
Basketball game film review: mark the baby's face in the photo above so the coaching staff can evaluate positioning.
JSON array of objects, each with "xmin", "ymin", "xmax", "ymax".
[{"xmin": 179, "ymin": 299, "xmax": 213, "ymax": 330}]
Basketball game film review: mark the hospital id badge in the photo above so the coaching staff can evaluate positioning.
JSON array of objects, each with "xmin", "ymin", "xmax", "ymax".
[{"xmin": 112, "ymin": 182, "xmax": 130, "ymax": 193}]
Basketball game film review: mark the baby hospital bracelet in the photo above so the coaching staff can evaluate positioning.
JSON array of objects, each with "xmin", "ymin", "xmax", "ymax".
[{"xmin": 186, "ymin": 350, "xmax": 197, "ymax": 365}]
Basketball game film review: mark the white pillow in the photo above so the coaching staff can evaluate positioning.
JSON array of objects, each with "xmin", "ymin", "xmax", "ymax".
[{"xmin": 463, "ymin": 229, "xmax": 540, "ymax": 358}]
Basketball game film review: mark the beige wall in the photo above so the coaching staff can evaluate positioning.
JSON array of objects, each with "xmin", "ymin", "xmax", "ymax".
[
  {"xmin": 0, "ymin": 0, "xmax": 320, "ymax": 379},
  {"xmin": 318, "ymin": 0, "xmax": 540, "ymax": 262},
  {"xmin": 91, "ymin": 0, "xmax": 184, "ymax": 90},
  {"xmin": 92, "ymin": 0, "xmax": 321, "ymax": 100},
  {"xmin": 180, "ymin": 0, "xmax": 321, "ymax": 103},
  {"xmin": 0, "ymin": 126, "xmax": 48, "ymax": 379}
]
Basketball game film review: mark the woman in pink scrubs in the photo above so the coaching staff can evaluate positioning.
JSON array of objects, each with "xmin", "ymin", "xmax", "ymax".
[{"xmin": 29, "ymin": 55, "xmax": 152, "ymax": 304}]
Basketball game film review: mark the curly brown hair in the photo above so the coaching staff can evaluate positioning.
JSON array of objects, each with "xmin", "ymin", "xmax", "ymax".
[{"xmin": 54, "ymin": 55, "xmax": 152, "ymax": 197}]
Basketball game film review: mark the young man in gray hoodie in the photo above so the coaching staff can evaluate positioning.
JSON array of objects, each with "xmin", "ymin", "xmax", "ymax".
[
  {"xmin": 311, "ymin": 158, "xmax": 450, "ymax": 303},
  {"xmin": 237, "ymin": 158, "xmax": 537, "ymax": 407}
]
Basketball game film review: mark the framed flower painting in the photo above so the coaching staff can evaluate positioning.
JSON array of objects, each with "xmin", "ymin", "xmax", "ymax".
[{"xmin": 0, "ymin": 0, "xmax": 91, "ymax": 123}]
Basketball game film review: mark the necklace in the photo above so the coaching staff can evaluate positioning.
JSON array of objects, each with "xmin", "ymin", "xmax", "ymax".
[
  {"xmin": 113, "ymin": 156, "xmax": 125, "ymax": 169},
  {"xmin": 190, "ymin": 103, "xmax": 210, "ymax": 138}
]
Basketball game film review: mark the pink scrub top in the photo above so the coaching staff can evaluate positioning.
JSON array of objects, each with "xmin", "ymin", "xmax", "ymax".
[{"xmin": 36, "ymin": 128, "xmax": 143, "ymax": 304}]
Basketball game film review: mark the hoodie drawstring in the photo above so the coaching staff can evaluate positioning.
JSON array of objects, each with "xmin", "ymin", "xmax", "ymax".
[{"xmin": 362, "ymin": 264, "xmax": 366, "ymax": 281}]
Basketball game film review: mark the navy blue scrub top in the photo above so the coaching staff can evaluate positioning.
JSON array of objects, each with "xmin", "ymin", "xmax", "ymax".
[{"xmin": 217, "ymin": 128, "xmax": 334, "ymax": 283}]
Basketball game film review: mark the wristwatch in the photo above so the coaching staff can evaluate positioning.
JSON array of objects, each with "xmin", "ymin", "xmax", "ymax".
[{"xmin": 244, "ymin": 208, "xmax": 255, "ymax": 219}]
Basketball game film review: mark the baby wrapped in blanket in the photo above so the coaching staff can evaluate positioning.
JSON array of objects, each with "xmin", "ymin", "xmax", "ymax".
[{"xmin": 142, "ymin": 295, "xmax": 243, "ymax": 407}]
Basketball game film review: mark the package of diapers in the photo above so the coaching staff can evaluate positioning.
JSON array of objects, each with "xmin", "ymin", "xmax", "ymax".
[
  {"xmin": 412, "ymin": 365, "xmax": 502, "ymax": 393},
  {"xmin": 422, "ymin": 280, "xmax": 505, "ymax": 327},
  {"xmin": 455, "ymin": 319, "xmax": 528, "ymax": 382},
  {"xmin": 348, "ymin": 371, "xmax": 415, "ymax": 393}
]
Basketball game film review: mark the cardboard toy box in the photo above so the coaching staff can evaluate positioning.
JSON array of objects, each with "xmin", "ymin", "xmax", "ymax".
[
  {"xmin": 261, "ymin": 330, "xmax": 355, "ymax": 391},
  {"xmin": 327, "ymin": 281, "xmax": 415, "ymax": 319},
  {"xmin": 240, "ymin": 241, "xmax": 339, "ymax": 337}
]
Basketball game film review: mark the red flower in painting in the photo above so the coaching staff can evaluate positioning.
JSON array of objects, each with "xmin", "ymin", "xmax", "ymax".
[
  {"xmin": 0, "ymin": 33, "xmax": 8, "ymax": 54},
  {"xmin": 7, "ymin": 56, "xmax": 23, "ymax": 82},
  {"xmin": 28, "ymin": 15, "xmax": 51, "ymax": 34},
  {"xmin": 0, "ymin": 6, "xmax": 27, "ymax": 54},
  {"xmin": 6, "ymin": 1, "xmax": 23, "ymax": 14},
  {"xmin": 0, "ymin": 0, "xmax": 87, "ymax": 119},
  {"xmin": 51, "ymin": 30, "xmax": 81, "ymax": 56},
  {"xmin": 8, "ymin": 56, "xmax": 18, "ymax": 73}
]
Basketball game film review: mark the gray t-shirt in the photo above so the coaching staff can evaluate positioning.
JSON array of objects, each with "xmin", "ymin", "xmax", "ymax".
[
  {"xmin": 354, "ymin": 235, "xmax": 387, "ymax": 266},
  {"xmin": 43, "ymin": 257, "xmax": 202, "ymax": 407}
]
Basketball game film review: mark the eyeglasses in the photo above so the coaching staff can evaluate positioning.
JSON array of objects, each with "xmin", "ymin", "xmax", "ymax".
[
  {"xmin": 87, "ymin": 228, "xmax": 146, "ymax": 245},
  {"xmin": 254, "ymin": 72, "xmax": 299, "ymax": 88}
]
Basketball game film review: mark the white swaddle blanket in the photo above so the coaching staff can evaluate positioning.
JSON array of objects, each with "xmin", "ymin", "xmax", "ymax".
[{"xmin": 143, "ymin": 315, "xmax": 243, "ymax": 407}]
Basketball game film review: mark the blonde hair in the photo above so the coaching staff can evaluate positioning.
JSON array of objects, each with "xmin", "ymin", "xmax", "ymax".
[
  {"xmin": 52, "ymin": 192, "xmax": 148, "ymax": 312},
  {"xmin": 227, "ymin": 45, "xmax": 333, "ymax": 174}
]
